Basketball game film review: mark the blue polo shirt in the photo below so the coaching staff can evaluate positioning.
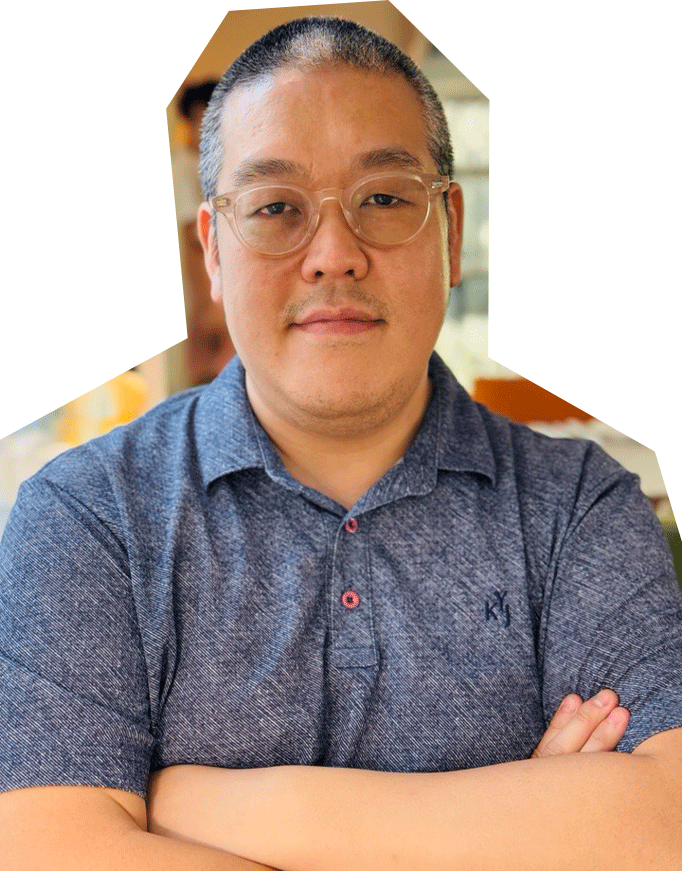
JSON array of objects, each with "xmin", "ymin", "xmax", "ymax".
[{"xmin": 1, "ymin": 354, "xmax": 681, "ymax": 799}]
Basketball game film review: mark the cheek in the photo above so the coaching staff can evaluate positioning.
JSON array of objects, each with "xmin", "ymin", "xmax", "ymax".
[
  {"xmin": 393, "ymin": 248, "xmax": 449, "ymax": 322},
  {"xmin": 217, "ymin": 253, "xmax": 290, "ymax": 343}
]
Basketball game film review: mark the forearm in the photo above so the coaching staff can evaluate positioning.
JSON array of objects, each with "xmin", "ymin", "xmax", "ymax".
[
  {"xmin": 121, "ymin": 828, "xmax": 278, "ymax": 871},
  {"xmin": 281, "ymin": 752, "xmax": 680, "ymax": 871},
  {"xmin": 1, "ymin": 784, "xmax": 276, "ymax": 871},
  {"xmin": 149, "ymin": 749, "xmax": 681, "ymax": 871}
]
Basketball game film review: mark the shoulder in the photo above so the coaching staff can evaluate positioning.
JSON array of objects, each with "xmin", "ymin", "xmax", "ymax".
[
  {"xmin": 475, "ymin": 400, "xmax": 632, "ymax": 511},
  {"xmin": 44, "ymin": 384, "xmax": 202, "ymax": 475},
  {"xmin": 432, "ymin": 355, "xmax": 630, "ymax": 512},
  {"xmin": 12, "ymin": 358, "xmax": 250, "ymax": 544},
  {"xmin": 16, "ymin": 385, "xmax": 207, "ymax": 534},
  {"xmin": 430, "ymin": 355, "xmax": 637, "ymax": 534}
]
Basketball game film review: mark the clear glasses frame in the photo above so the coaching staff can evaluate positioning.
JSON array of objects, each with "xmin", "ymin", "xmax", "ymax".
[{"xmin": 210, "ymin": 170, "xmax": 451, "ymax": 258}]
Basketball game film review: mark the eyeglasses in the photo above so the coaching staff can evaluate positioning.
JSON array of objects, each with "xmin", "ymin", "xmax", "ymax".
[{"xmin": 210, "ymin": 170, "xmax": 450, "ymax": 257}]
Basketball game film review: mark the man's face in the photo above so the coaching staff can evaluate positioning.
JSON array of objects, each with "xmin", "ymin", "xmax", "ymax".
[{"xmin": 199, "ymin": 65, "xmax": 462, "ymax": 436}]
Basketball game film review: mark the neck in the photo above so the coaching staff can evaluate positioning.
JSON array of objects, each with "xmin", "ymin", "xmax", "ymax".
[{"xmin": 247, "ymin": 374, "xmax": 433, "ymax": 510}]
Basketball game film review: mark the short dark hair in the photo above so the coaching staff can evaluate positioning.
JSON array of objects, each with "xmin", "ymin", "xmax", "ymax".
[
  {"xmin": 179, "ymin": 80, "xmax": 219, "ymax": 119},
  {"xmin": 199, "ymin": 16, "xmax": 453, "ymax": 200}
]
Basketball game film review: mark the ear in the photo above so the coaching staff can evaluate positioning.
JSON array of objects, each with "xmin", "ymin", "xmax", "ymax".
[
  {"xmin": 197, "ymin": 202, "xmax": 222, "ymax": 304},
  {"xmin": 445, "ymin": 182, "xmax": 464, "ymax": 288}
]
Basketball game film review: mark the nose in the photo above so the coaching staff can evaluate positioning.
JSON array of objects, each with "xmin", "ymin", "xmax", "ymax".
[{"xmin": 300, "ymin": 199, "xmax": 369, "ymax": 282}]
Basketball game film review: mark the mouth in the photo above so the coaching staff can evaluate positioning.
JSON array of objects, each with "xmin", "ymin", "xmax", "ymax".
[{"xmin": 292, "ymin": 307, "xmax": 384, "ymax": 336}]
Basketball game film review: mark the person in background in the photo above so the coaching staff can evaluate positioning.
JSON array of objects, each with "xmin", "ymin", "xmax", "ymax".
[
  {"xmin": 1, "ymin": 17, "xmax": 681, "ymax": 871},
  {"xmin": 172, "ymin": 81, "xmax": 234, "ymax": 387}
]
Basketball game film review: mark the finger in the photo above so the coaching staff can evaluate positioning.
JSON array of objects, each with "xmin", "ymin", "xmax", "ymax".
[
  {"xmin": 531, "ymin": 694, "xmax": 582, "ymax": 758},
  {"xmin": 536, "ymin": 689, "xmax": 620, "ymax": 758},
  {"xmin": 580, "ymin": 705, "xmax": 630, "ymax": 752}
]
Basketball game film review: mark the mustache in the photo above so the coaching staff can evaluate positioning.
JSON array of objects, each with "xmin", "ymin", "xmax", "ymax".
[{"xmin": 283, "ymin": 287, "xmax": 390, "ymax": 324}]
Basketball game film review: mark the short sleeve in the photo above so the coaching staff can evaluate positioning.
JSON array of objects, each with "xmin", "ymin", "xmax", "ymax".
[
  {"xmin": 0, "ymin": 473, "xmax": 154, "ymax": 798},
  {"xmin": 540, "ymin": 447, "xmax": 682, "ymax": 752}
]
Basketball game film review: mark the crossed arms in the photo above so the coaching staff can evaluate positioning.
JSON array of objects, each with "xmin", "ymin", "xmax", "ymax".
[{"xmin": 3, "ymin": 689, "xmax": 681, "ymax": 870}]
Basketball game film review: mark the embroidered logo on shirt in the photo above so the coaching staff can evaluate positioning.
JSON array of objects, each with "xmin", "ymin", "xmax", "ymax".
[{"xmin": 485, "ymin": 590, "xmax": 511, "ymax": 628}]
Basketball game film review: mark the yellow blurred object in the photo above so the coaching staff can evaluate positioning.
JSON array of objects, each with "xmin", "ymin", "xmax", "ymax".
[
  {"xmin": 173, "ymin": 116, "xmax": 190, "ymax": 147},
  {"xmin": 57, "ymin": 371, "xmax": 149, "ymax": 446}
]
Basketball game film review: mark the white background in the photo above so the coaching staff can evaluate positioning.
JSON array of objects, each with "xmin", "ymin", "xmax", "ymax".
[{"xmin": 1, "ymin": 1, "xmax": 680, "ymax": 518}]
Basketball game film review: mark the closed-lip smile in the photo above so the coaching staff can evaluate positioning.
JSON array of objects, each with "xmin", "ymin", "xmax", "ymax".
[{"xmin": 292, "ymin": 307, "xmax": 384, "ymax": 336}]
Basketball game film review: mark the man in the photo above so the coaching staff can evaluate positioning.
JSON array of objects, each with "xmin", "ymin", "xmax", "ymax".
[{"xmin": 1, "ymin": 17, "xmax": 681, "ymax": 870}]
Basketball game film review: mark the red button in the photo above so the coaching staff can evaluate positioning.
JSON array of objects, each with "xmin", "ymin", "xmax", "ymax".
[
  {"xmin": 344, "ymin": 517, "xmax": 358, "ymax": 534},
  {"xmin": 341, "ymin": 590, "xmax": 360, "ymax": 609}
]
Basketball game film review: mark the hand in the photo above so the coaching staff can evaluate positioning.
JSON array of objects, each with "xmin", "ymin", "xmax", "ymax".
[{"xmin": 532, "ymin": 689, "xmax": 630, "ymax": 758}]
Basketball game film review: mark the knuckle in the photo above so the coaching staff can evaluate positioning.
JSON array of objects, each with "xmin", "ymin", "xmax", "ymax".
[
  {"xmin": 575, "ymin": 706, "xmax": 598, "ymax": 726},
  {"xmin": 535, "ymin": 739, "xmax": 564, "ymax": 758}
]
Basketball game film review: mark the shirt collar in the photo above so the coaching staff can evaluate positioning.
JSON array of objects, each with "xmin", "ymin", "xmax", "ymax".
[
  {"xmin": 195, "ymin": 353, "xmax": 497, "ymax": 492},
  {"xmin": 195, "ymin": 356, "xmax": 264, "ymax": 488},
  {"xmin": 426, "ymin": 353, "xmax": 496, "ymax": 484}
]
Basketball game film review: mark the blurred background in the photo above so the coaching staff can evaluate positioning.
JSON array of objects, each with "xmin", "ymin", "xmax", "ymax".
[{"xmin": 0, "ymin": 1, "xmax": 678, "ymax": 576}]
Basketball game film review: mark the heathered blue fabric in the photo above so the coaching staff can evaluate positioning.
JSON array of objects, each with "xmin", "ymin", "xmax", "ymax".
[{"xmin": 1, "ymin": 354, "xmax": 681, "ymax": 800}]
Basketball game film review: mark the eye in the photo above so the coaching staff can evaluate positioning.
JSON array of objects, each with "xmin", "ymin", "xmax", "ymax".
[
  {"xmin": 363, "ymin": 192, "xmax": 403, "ymax": 208},
  {"xmin": 238, "ymin": 188, "xmax": 309, "ymax": 228},
  {"xmin": 256, "ymin": 201, "xmax": 296, "ymax": 216}
]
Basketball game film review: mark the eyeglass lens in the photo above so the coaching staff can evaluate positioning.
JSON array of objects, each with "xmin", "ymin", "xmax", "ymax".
[{"xmin": 234, "ymin": 175, "xmax": 431, "ymax": 254}]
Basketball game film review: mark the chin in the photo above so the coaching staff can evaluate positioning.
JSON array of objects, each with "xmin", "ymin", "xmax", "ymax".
[{"xmin": 290, "ymin": 375, "xmax": 405, "ymax": 429}]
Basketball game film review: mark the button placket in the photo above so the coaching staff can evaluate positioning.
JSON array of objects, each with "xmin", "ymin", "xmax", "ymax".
[{"xmin": 329, "ymin": 515, "xmax": 377, "ymax": 668}]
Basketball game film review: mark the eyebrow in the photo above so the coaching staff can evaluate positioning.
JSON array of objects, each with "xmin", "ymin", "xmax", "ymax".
[
  {"xmin": 229, "ymin": 147, "xmax": 425, "ymax": 189},
  {"xmin": 230, "ymin": 158, "xmax": 307, "ymax": 188},
  {"xmin": 351, "ymin": 147, "xmax": 425, "ymax": 172}
]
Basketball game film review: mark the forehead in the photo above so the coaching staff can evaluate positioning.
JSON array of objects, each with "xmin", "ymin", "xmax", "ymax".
[{"xmin": 218, "ymin": 65, "xmax": 433, "ymax": 187}]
